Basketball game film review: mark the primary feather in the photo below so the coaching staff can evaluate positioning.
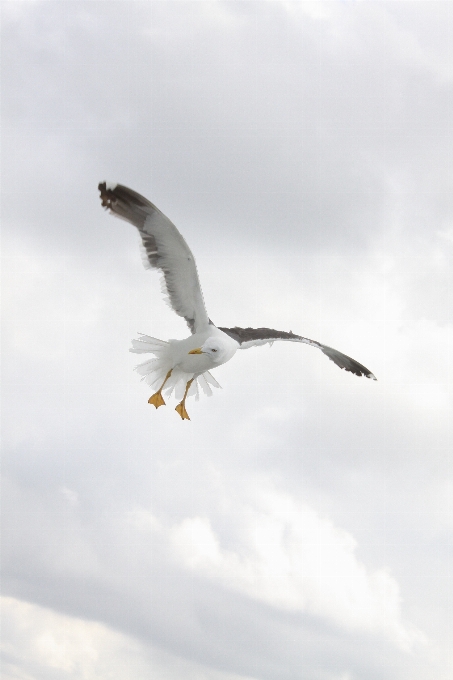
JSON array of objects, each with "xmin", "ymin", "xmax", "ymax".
[{"xmin": 99, "ymin": 182, "xmax": 209, "ymax": 333}]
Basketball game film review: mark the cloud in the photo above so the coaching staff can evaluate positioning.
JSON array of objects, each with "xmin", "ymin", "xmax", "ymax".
[
  {"xmin": 1, "ymin": 2, "xmax": 452, "ymax": 679},
  {"xmin": 1, "ymin": 596, "xmax": 259, "ymax": 680},
  {"xmin": 2, "ymin": 214, "xmax": 450, "ymax": 680},
  {"xmin": 169, "ymin": 486, "xmax": 424, "ymax": 650}
]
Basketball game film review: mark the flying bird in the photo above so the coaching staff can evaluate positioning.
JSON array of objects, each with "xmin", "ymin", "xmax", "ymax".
[{"xmin": 99, "ymin": 182, "xmax": 376, "ymax": 420}]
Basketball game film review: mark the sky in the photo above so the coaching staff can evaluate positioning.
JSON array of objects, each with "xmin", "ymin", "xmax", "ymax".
[{"xmin": 1, "ymin": 1, "xmax": 452, "ymax": 679}]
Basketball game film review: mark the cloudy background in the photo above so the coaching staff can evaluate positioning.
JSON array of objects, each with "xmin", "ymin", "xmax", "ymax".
[{"xmin": 1, "ymin": 2, "xmax": 452, "ymax": 679}]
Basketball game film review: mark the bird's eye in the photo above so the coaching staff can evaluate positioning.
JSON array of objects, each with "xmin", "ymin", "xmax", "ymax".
[{"xmin": 212, "ymin": 348, "xmax": 217, "ymax": 352}]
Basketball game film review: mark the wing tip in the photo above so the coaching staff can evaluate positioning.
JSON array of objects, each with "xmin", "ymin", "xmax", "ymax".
[
  {"xmin": 347, "ymin": 367, "xmax": 377, "ymax": 380},
  {"xmin": 351, "ymin": 368, "xmax": 377, "ymax": 380},
  {"xmin": 98, "ymin": 181, "xmax": 117, "ymax": 191},
  {"xmin": 98, "ymin": 181, "xmax": 118, "ymax": 208}
]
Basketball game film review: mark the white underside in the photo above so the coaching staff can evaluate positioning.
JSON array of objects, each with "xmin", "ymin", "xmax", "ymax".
[{"xmin": 130, "ymin": 334, "xmax": 221, "ymax": 401}]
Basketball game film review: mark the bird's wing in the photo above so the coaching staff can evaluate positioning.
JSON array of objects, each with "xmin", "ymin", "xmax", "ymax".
[
  {"xmin": 218, "ymin": 326, "xmax": 377, "ymax": 380},
  {"xmin": 99, "ymin": 182, "xmax": 210, "ymax": 334}
]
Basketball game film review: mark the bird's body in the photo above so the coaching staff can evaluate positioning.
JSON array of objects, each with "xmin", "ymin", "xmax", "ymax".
[
  {"xmin": 131, "ymin": 327, "xmax": 238, "ymax": 399},
  {"xmin": 99, "ymin": 182, "xmax": 376, "ymax": 419}
]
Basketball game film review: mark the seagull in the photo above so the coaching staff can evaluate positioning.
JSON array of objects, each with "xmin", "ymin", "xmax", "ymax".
[{"xmin": 99, "ymin": 182, "xmax": 376, "ymax": 420}]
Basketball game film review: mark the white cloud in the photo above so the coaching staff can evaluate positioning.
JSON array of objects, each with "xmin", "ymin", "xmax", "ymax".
[
  {"xmin": 1, "ymin": 596, "xmax": 259, "ymax": 680},
  {"xmin": 169, "ymin": 486, "xmax": 425, "ymax": 651}
]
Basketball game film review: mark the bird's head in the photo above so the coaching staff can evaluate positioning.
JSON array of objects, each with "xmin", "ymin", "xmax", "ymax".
[{"xmin": 188, "ymin": 337, "xmax": 233, "ymax": 364}]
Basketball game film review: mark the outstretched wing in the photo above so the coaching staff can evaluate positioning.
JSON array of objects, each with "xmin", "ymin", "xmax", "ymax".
[
  {"xmin": 99, "ymin": 182, "xmax": 210, "ymax": 334},
  {"xmin": 218, "ymin": 326, "xmax": 377, "ymax": 380}
]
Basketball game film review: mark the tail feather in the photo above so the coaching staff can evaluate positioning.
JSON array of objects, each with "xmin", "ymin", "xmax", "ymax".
[
  {"xmin": 188, "ymin": 379, "xmax": 199, "ymax": 400},
  {"xmin": 204, "ymin": 371, "xmax": 221, "ymax": 389},
  {"xmin": 135, "ymin": 358, "xmax": 160, "ymax": 376},
  {"xmin": 130, "ymin": 334, "xmax": 168, "ymax": 354},
  {"xmin": 198, "ymin": 373, "xmax": 213, "ymax": 397}
]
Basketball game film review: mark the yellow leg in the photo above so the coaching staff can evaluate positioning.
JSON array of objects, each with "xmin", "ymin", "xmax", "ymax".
[
  {"xmin": 148, "ymin": 370, "xmax": 172, "ymax": 409},
  {"xmin": 175, "ymin": 378, "xmax": 194, "ymax": 420}
]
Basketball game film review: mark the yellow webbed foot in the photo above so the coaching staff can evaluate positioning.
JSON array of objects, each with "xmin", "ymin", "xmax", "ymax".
[
  {"xmin": 175, "ymin": 402, "xmax": 190, "ymax": 420},
  {"xmin": 148, "ymin": 370, "xmax": 173, "ymax": 408},
  {"xmin": 148, "ymin": 392, "xmax": 166, "ymax": 408}
]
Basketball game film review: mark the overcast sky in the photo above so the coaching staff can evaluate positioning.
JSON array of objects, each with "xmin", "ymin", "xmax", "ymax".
[{"xmin": 1, "ymin": 2, "xmax": 452, "ymax": 679}]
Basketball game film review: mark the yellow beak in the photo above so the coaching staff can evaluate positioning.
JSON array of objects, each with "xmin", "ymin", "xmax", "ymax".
[{"xmin": 188, "ymin": 347, "xmax": 203, "ymax": 354}]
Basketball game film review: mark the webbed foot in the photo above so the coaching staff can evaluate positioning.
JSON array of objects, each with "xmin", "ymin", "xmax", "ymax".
[
  {"xmin": 148, "ymin": 392, "xmax": 166, "ymax": 408},
  {"xmin": 175, "ymin": 402, "xmax": 190, "ymax": 420}
]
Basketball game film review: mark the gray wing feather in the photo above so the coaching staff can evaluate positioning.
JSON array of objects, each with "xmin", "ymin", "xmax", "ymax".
[
  {"xmin": 219, "ymin": 326, "xmax": 377, "ymax": 380},
  {"xmin": 99, "ymin": 182, "xmax": 210, "ymax": 334}
]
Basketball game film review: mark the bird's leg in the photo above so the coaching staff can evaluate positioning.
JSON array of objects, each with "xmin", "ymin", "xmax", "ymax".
[
  {"xmin": 148, "ymin": 370, "xmax": 172, "ymax": 408},
  {"xmin": 175, "ymin": 378, "xmax": 194, "ymax": 421}
]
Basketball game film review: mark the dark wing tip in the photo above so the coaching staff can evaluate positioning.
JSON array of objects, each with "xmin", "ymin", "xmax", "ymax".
[
  {"xmin": 98, "ymin": 181, "xmax": 119, "ymax": 210},
  {"xmin": 98, "ymin": 182, "xmax": 159, "ymax": 214},
  {"xmin": 320, "ymin": 345, "xmax": 377, "ymax": 380},
  {"xmin": 98, "ymin": 182, "xmax": 153, "ymax": 231}
]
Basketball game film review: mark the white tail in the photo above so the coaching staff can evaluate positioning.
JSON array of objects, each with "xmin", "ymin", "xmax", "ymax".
[{"xmin": 130, "ymin": 334, "xmax": 169, "ymax": 354}]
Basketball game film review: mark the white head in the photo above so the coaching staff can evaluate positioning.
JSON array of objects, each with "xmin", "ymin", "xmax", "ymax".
[{"xmin": 189, "ymin": 337, "xmax": 236, "ymax": 364}]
